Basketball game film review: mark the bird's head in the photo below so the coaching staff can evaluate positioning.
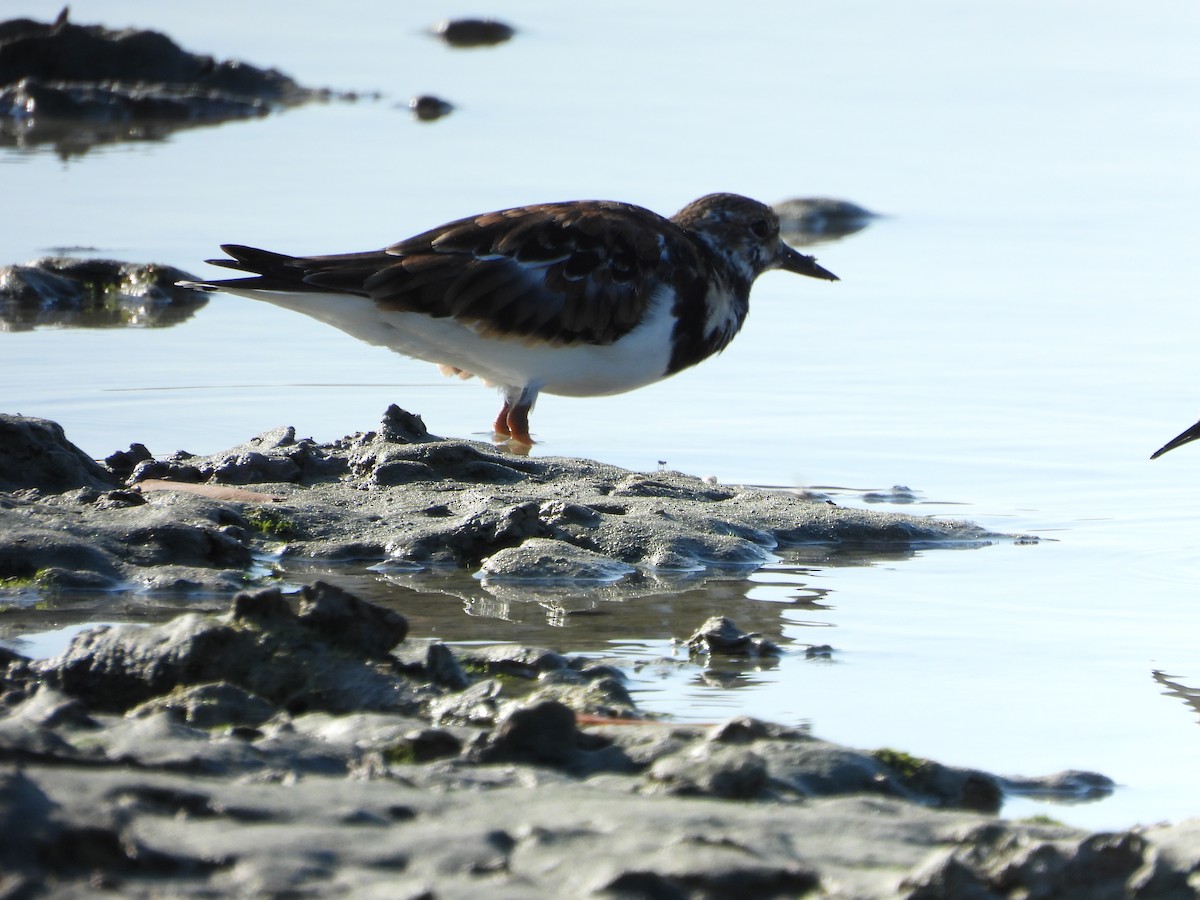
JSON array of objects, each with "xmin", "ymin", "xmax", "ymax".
[{"xmin": 673, "ymin": 193, "xmax": 839, "ymax": 285}]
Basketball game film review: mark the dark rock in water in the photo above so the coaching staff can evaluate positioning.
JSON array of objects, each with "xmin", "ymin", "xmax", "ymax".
[
  {"xmin": 43, "ymin": 582, "xmax": 420, "ymax": 715},
  {"xmin": 773, "ymin": 197, "xmax": 878, "ymax": 245},
  {"xmin": 0, "ymin": 11, "xmax": 301, "ymax": 94},
  {"xmin": 686, "ymin": 616, "xmax": 782, "ymax": 658},
  {"xmin": 0, "ymin": 413, "xmax": 118, "ymax": 494},
  {"xmin": 104, "ymin": 443, "xmax": 153, "ymax": 481},
  {"xmin": 0, "ymin": 258, "xmax": 208, "ymax": 330},
  {"xmin": 477, "ymin": 537, "xmax": 638, "ymax": 583},
  {"xmin": 409, "ymin": 94, "xmax": 454, "ymax": 121},
  {"xmin": 431, "ymin": 18, "xmax": 516, "ymax": 47},
  {"xmin": 294, "ymin": 579, "xmax": 408, "ymax": 658},
  {"xmin": 1000, "ymin": 768, "xmax": 1116, "ymax": 802},
  {"xmin": 0, "ymin": 10, "xmax": 335, "ymax": 156}
]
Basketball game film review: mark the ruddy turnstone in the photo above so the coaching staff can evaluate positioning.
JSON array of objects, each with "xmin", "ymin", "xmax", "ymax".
[
  {"xmin": 188, "ymin": 193, "xmax": 838, "ymax": 445},
  {"xmin": 1151, "ymin": 418, "xmax": 1200, "ymax": 459}
]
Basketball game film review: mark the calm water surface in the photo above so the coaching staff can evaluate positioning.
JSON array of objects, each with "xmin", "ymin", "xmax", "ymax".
[{"xmin": 3, "ymin": 0, "xmax": 1200, "ymax": 830}]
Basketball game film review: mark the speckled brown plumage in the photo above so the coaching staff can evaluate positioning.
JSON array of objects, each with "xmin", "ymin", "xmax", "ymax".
[{"xmin": 193, "ymin": 193, "xmax": 838, "ymax": 445}]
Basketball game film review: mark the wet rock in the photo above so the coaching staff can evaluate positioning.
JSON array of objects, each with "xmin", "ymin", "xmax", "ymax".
[
  {"xmin": 900, "ymin": 827, "xmax": 1154, "ymax": 900},
  {"xmin": 707, "ymin": 715, "xmax": 810, "ymax": 745},
  {"xmin": 429, "ymin": 678, "xmax": 503, "ymax": 725},
  {"xmin": 0, "ymin": 258, "xmax": 207, "ymax": 329},
  {"xmin": 1, "ymin": 411, "xmax": 1008, "ymax": 597},
  {"xmin": 1000, "ymin": 768, "xmax": 1116, "ymax": 802},
  {"xmin": 379, "ymin": 404, "xmax": 434, "ymax": 444},
  {"xmin": 190, "ymin": 425, "xmax": 348, "ymax": 485},
  {"xmin": 0, "ymin": 11, "xmax": 332, "ymax": 155},
  {"xmin": 646, "ymin": 745, "xmax": 771, "ymax": 799},
  {"xmin": 0, "ymin": 413, "xmax": 118, "ymax": 493},
  {"xmin": 1136, "ymin": 819, "xmax": 1200, "ymax": 897},
  {"xmin": 595, "ymin": 859, "xmax": 819, "ymax": 900},
  {"xmin": 424, "ymin": 642, "xmax": 470, "ymax": 690},
  {"xmin": 0, "ymin": 12, "xmax": 302, "ymax": 95},
  {"xmin": 469, "ymin": 698, "xmax": 629, "ymax": 774},
  {"xmin": 686, "ymin": 616, "xmax": 782, "ymax": 658},
  {"xmin": 10, "ymin": 683, "xmax": 96, "ymax": 729},
  {"xmin": 0, "ymin": 580, "xmax": 1195, "ymax": 897},
  {"xmin": 431, "ymin": 18, "xmax": 516, "ymax": 47},
  {"xmin": 128, "ymin": 456, "xmax": 205, "ymax": 484},
  {"xmin": 92, "ymin": 489, "xmax": 148, "ymax": 510},
  {"xmin": 393, "ymin": 727, "xmax": 463, "ymax": 763},
  {"xmin": 44, "ymin": 583, "xmax": 422, "ymax": 715},
  {"xmin": 869, "ymin": 748, "xmax": 1003, "ymax": 813},
  {"xmin": 294, "ymin": 579, "xmax": 408, "ymax": 657},
  {"xmin": 124, "ymin": 519, "xmax": 251, "ymax": 568},
  {"xmin": 409, "ymin": 94, "xmax": 454, "ymax": 121},
  {"xmin": 128, "ymin": 682, "xmax": 278, "ymax": 729},
  {"xmin": 773, "ymin": 197, "xmax": 878, "ymax": 245},
  {"xmin": 478, "ymin": 537, "xmax": 638, "ymax": 583},
  {"xmin": 471, "ymin": 699, "xmax": 579, "ymax": 766},
  {"xmin": 458, "ymin": 645, "xmax": 571, "ymax": 679},
  {"xmin": 531, "ymin": 674, "xmax": 639, "ymax": 720}
]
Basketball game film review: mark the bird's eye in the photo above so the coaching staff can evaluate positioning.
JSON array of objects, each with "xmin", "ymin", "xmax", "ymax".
[{"xmin": 749, "ymin": 219, "xmax": 771, "ymax": 239}]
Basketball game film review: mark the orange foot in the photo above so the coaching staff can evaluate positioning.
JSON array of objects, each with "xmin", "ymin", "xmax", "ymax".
[{"xmin": 493, "ymin": 402, "xmax": 534, "ymax": 446}]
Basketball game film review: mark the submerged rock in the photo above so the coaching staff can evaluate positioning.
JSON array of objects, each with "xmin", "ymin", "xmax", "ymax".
[
  {"xmin": 408, "ymin": 94, "xmax": 454, "ymax": 121},
  {"xmin": 477, "ymin": 537, "xmax": 639, "ymax": 584},
  {"xmin": 0, "ymin": 258, "xmax": 207, "ymax": 329},
  {"xmin": 430, "ymin": 18, "xmax": 516, "ymax": 48},
  {"xmin": 0, "ymin": 10, "xmax": 339, "ymax": 156},
  {"xmin": 686, "ymin": 615, "xmax": 782, "ymax": 658},
  {"xmin": 773, "ymin": 197, "xmax": 878, "ymax": 245},
  {"xmin": 46, "ymin": 582, "xmax": 417, "ymax": 715}
]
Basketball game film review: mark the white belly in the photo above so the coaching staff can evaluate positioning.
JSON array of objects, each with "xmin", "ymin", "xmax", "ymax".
[{"xmin": 225, "ymin": 287, "xmax": 676, "ymax": 398}]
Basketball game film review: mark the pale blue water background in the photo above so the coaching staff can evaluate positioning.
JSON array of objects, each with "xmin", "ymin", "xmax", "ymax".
[{"xmin": 3, "ymin": 1, "xmax": 1200, "ymax": 830}]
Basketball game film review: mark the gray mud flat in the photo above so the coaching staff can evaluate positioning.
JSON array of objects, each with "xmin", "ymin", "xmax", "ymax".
[
  {"xmin": 0, "ymin": 406, "xmax": 1003, "ymax": 596},
  {"xmin": 2, "ymin": 582, "xmax": 1197, "ymax": 898},
  {"xmin": 3, "ymin": 410, "xmax": 1198, "ymax": 897}
]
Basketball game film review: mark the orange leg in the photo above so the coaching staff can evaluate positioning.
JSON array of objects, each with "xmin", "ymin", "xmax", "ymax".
[
  {"xmin": 493, "ymin": 403, "xmax": 512, "ymax": 437},
  {"xmin": 504, "ymin": 403, "xmax": 534, "ymax": 445}
]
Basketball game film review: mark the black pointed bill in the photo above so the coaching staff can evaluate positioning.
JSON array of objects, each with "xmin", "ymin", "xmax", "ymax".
[
  {"xmin": 777, "ymin": 243, "xmax": 838, "ymax": 281},
  {"xmin": 1150, "ymin": 418, "xmax": 1200, "ymax": 459}
]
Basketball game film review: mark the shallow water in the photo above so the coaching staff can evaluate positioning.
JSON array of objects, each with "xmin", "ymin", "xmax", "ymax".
[{"xmin": 3, "ymin": 0, "xmax": 1200, "ymax": 830}]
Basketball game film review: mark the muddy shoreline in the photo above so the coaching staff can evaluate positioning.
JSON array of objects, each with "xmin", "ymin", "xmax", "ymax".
[{"xmin": 2, "ymin": 410, "xmax": 1198, "ymax": 896}]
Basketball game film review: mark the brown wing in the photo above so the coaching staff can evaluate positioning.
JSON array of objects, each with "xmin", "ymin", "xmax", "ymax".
[{"xmin": 206, "ymin": 201, "xmax": 701, "ymax": 346}]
